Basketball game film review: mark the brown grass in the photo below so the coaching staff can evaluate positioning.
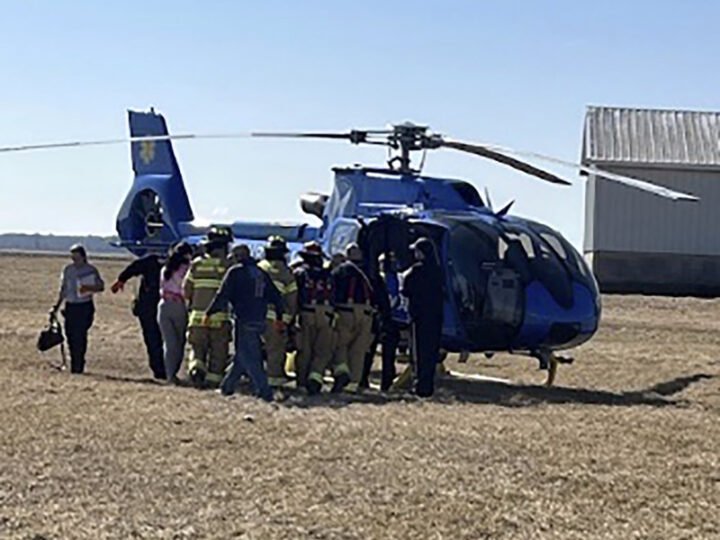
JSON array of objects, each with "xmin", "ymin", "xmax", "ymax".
[{"xmin": 0, "ymin": 254, "xmax": 718, "ymax": 539}]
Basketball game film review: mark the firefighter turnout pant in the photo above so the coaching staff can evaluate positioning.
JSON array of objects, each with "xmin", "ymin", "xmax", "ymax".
[
  {"xmin": 296, "ymin": 305, "xmax": 335, "ymax": 390},
  {"xmin": 335, "ymin": 304, "xmax": 375, "ymax": 391},
  {"xmin": 263, "ymin": 322, "xmax": 288, "ymax": 386},
  {"xmin": 187, "ymin": 320, "xmax": 231, "ymax": 386}
]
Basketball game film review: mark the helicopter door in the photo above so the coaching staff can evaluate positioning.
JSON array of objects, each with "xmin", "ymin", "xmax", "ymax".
[
  {"xmin": 358, "ymin": 215, "xmax": 414, "ymax": 275},
  {"xmin": 482, "ymin": 265, "xmax": 523, "ymax": 328}
]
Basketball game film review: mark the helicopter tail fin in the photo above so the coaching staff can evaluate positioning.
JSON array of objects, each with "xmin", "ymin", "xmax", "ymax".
[{"xmin": 116, "ymin": 109, "xmax": 195, "ymax": 254}]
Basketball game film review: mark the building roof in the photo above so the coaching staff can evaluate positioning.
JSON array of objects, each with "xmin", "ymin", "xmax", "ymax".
[{"xmin": 582, "ymin": 106, "xmax": 720, "ymax": 168}]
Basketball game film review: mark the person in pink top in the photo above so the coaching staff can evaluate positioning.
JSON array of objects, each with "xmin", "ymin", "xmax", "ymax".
[{"xmin": 158, "ymin": 242, "xmax": 193, "ymax": 383}]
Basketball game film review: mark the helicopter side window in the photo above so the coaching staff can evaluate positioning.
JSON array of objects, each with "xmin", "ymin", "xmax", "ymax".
[
  {"xmin": 501, "ymin": 233, "xmax": 536, "ymax": 259},
  {"xmin": 540, "ymin": 232, "xmax": 568, "ymax": 260},
  {"xmin": 498, "ymin": 237, "xmax": 532, "ymax": 283},
  {"xmin": 535, "ymin": 225, "xmax": 591, "ymax": 282},
  {"xmin": 501, "ymin": 226, "xmax": 574, "ymax": 308},
  {"xmin": 328, "ymin": 220, "xmax": 360, "ymax": 255}
]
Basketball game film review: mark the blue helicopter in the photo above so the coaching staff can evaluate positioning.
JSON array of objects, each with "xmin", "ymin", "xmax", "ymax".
[
  {"xmin": 2, "ymin": 108, "xmax": 695, "ymax": 383},
  {"xmin": 108, "ymin": 109, "xmax": 699, "ymax": 383}
]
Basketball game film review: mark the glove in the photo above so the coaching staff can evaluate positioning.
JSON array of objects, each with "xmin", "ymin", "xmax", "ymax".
[
  {"xmin": 273, "ymin": 320, "xmax": 286, "ymax": 333},
  {"xmin": 110, "ymin": 280, "xmax": 125, "ymax": 294},
  {"xmin": 325, "ymin": 311, "xmax": 338, "ymax": 329}
]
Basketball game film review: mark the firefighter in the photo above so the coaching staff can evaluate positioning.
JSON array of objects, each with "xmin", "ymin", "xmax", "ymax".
[
  {"xmin": 293, "ymin": 242, "xmax": 340, "ymax": 394},
  {"xmin": 332, "ymin": 243, "xmax": 375, "ymax": 393},
  {"xmin": 402, "ymin": 237, "xmax": 444, "ymax": 397},
  {"xmin": 258, "ymin": 236, "xmax": 298, "ymax": 387},
  {"xmin": 329, "ymin": 252, "xmax": 346, "ymax": 270},
  {"xmin": 183, "ymin": 226, "xmax": 233, "ymax": 387}
]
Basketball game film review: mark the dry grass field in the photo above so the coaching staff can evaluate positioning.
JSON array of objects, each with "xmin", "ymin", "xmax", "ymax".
[{"xmin": 0, "ymin": 254, "xmax": 718, "ymax": 539}]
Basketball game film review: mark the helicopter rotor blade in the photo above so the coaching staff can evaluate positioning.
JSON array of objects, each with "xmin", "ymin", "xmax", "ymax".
[
  {"xmin": 251, "ymin": 131, "xmax": 353, "ymax": 139},
  {"xmin": 476, "ymin": 144, "xmax": 699, "ymax": 202},
  {"xmin": 0, "ymin": 133, "xmax": 254, "ymax": 154},
  {"xmin": 440, "ymin": 139, "xmax": 573, "ymax": 186},
  {"xmin": 251, "ymin": 130, "xmax": 389, "ymax": 145}
]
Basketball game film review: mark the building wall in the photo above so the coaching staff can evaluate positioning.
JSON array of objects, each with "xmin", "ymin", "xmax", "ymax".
[
  {"xmin": 585, "ymin": 166, "xmax": 720, "ymax": 255},
  {"xmin": 591, "ymin": 251, "xmax": 720, "ymax": 296},
  {"xmin": 584, "ymin": 166, "xmax": 720, "ymax": 294}
]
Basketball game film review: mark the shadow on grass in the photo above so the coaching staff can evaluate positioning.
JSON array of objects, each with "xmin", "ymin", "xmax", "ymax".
[
  {"xmin": 279, "ymin": 372, "xmax": 715, "ymax": 409},
  {"xmin": 83, "ymin": 369, "xmax": 715, "ymax": 410},
  {"xmin": 432, "ymin": 372, "xmax": 715, "ymax": 408}
]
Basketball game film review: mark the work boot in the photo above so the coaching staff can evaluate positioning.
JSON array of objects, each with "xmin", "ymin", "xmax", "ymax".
[
  {"xmin": 307, "ymin": 379, "xmax": 322, "ymax": 396},
  {"xmin": 331, "ymin": 373, "xmax": 350, "ymax": 394},
  {"xmin": 190, "ymin": 368, "xmax": 206, "ymax": 388}
]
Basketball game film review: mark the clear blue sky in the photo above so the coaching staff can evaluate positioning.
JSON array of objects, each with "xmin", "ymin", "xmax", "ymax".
[{"xmin": 1, "ymin": 1, "xmax": 718, "ymax": 248}]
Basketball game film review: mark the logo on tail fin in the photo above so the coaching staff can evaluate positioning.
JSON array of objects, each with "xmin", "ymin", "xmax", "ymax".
[{"xmin": 140, "ymin": 141, "xmax": 156, "ymax": 164}]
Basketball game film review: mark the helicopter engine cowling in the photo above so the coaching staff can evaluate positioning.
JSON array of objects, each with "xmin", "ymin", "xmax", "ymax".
[{"xmin": 300, "ymin": 192, "xmax": 329, "ymax": 219}]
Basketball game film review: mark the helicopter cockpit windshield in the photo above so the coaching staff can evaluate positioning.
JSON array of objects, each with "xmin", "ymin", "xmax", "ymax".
[{"xmin": 439, "ymin": 214, "xmax": 596, "ymax": 349}]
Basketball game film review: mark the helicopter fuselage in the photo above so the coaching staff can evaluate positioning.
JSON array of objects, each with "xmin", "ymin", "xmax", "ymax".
[{"xmin": 312, "ymin": 167, "xmax": 601, "ymax": 354}]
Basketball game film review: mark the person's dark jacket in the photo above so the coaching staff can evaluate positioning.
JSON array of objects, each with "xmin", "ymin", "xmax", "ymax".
[
  {"xmin": 207, "ymin": 259, "xmax": 284, "ymax": 326},
  {"xmin": 402, "ymin": 258, "xmax": 444, "ymax": 323},
  {"xmin": 117, "ymin": 254, "xmax": 161, "ymax": 311},
  {"xmin": 366, "ymin": 266, "xmax": 392, "ymax": 321}
]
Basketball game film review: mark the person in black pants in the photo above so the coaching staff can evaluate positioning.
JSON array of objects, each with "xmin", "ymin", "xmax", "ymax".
[
  {"xmin": 52, "ymin": 245, "xmax": 105, "ymax": 374},
  {"xmin": 111, "ymin": 252, "xmax": 165, "ymax": 379},
  {"xmin": 401, "ymin": 238, "xmax": 444, "ymax": 398},
  {"xmin": 360, "ymin": 254, "xmax": 399, "ymax": 391}
]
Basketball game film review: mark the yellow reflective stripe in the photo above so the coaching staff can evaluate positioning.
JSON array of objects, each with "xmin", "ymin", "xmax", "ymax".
[
  {"xmin": 198, "ymin": 259, "xmax": 224, "ymax": 267},
  {"xmin": 193, "ymin": 266, "xmax": 223, "ymax": 276},
  {"xmin": 345, "ymin": 382, "xmax": 359, "ymax": 393},
  {"xmin": 271, "ymin": 280, "xmax": 286, "ymax": 294},
  {"xmin": 268, "ymin": 376, "xmax": 288, "ymax": 386},
  {"xmin": 205, "ymin": 372, "xmax": 224, "ymax": 384},
  {"xmin": 187, "ymin": 357, "xmax": 206, "ymax": 373},
  {"xmin": 188, "ymin": 311, "xmax": 229, "ymax": 326},
  {"xmin": 333, "ymin": 363, "xmax": 350, "ymax": 376},
  {"xmin": 265, "ymin": 306, "xmax": 291, "ymax": 322},
  {"xmin": 285, "ymin": 281, "xmax": 298, "ymax": 294},
  {"xmin": 193, "ymin": 280, "xmax": 222, "ymax": 288},
  {"xmin": 309, "ymin": 371, "xmax": 324, "ymax": 384}
]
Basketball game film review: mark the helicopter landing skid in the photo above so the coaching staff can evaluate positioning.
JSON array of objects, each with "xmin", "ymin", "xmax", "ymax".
[{"xmin": 534, "ymin": 350, "xmax": 574, "ymax": 387}]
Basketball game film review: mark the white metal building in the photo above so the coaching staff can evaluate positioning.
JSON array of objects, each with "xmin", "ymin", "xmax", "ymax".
[{"xmin": 582, "ymin": 105, "xmax": 720, "ymax": 295}]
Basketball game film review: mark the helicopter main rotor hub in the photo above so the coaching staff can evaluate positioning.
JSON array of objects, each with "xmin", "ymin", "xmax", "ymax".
[{"xmin": 369, "ymin": 122, "xmax": 443, "ymax": 173}]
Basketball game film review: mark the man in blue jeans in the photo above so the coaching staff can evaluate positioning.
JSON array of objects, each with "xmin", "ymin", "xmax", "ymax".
[{"xmin": 204, "ymin": 245, "xmax": 285, "ymax": 401}]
